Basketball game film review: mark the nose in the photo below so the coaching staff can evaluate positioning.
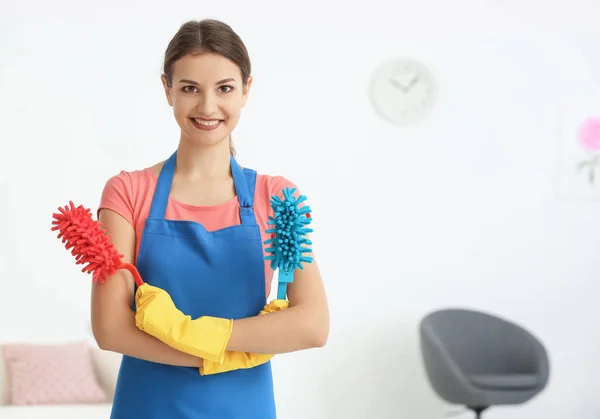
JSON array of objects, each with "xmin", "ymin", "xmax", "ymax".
[{"xmin": 195, "ymin": 92, "xmax": 218, "ymax": 116}]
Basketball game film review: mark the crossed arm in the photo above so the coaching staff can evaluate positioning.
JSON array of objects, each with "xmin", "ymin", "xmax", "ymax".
[
  {"xmin": 226, "ymin": 252, "xmax": 329, "ymax": 354},
  {"xmin": 91, "ymin": 209, "xmax": 329, "ymax": 367}
]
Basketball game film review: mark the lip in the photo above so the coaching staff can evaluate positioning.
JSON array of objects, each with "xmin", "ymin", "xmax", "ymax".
[{"xmin": 190, "ymin": 117, "xmax": 223, "ymax": 131}]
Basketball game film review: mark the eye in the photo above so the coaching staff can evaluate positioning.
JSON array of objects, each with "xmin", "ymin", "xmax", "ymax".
[
  {"xmin": 182, "ymin": 85, "xmax": 198, "ymax": 93},
  {"xmin": 219, "ymin": 85, "xmax": 234, "ymax": 93}
]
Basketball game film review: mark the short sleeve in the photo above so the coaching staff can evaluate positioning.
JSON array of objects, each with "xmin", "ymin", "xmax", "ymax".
[
  {"xmin": 269, "ymin": 176, "xmax": 301, "ymax": 199},
  {"xmin": 97, "ymin": 171, "xmax": 135, "ymax": 226}
]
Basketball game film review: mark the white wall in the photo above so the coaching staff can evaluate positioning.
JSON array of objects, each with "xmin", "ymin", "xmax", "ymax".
[{"xmin": 1, "ymin": 1, "xmax": 600, "ymax": 418}]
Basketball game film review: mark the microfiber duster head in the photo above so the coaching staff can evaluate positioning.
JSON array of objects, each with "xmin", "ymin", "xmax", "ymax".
[
  {"xmin": 264, "ymin": 187, "xmax": 314, "ymax": 273},
  {"xmin": 51, "ymin": 201, "xmax": 143, "ymax": 286}
]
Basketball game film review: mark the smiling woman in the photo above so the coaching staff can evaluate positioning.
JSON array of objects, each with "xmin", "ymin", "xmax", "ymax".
[
  {"xmin": 160, "ymin": 20, "xmax": 252, "ymax": 157},
  {"xmin": 91, "ymin": 19, "xmax": 329, "ymax": 419}
]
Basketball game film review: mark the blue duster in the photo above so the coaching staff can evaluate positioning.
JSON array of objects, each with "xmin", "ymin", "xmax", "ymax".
[{"xmin": 264, "ymin": 187, "xmax": 314, "ymax": 299}]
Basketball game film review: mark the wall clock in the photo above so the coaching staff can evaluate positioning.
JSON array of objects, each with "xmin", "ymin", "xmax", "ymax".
[{"xmin": 369, "ymin": 58, "xmax": 438, "ymax": 126}]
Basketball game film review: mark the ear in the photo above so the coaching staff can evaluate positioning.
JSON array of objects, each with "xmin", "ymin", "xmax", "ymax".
[
  {"xmin": 161, "ymin": 74, "xmax": 174, "ymax": 107},
  {"xmin": 241, "ymin": 76, "xmax": 253, "ymax": 108}
]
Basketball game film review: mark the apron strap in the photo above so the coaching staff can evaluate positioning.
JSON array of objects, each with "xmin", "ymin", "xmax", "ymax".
[
  {"xmin": 149, "ymin": 151, "xmax": 176, "ymax": 219},
  {"xmin": 231, "ymin": 155, "xmax": 258, "ymax": 226},
  {"xmin": 240, "ymin": 167, "xmax": 257, "ymax": 226}
]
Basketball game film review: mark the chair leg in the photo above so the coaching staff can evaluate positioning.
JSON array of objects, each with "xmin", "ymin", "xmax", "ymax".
[{"xmin": 469, "ymin": 406, "xmax": 488, "ymax": 419}]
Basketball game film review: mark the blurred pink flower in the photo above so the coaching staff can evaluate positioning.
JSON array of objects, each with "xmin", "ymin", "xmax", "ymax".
[{"xmin": 578, "ymin": 117, "xmax": 600, "ymax": 151}]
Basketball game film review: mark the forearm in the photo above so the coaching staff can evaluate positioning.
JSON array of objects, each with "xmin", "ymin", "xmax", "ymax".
[
  {"xmin": 226, "ymin": 305, "xmax": 328, "ymax": 354},
  {"xmin": 95, "ymin": 310, "xmax": 204, "ymax": 368}
]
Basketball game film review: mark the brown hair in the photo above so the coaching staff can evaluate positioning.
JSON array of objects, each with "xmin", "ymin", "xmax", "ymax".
[{"xmin": 163, "ymin": 19, "xmax": 252, "ymax": 157}]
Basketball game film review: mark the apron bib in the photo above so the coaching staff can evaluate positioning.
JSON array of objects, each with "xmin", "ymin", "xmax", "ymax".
[{"xmin": 110, "ymin": 151, "xmax": 276, "ymax": 419}]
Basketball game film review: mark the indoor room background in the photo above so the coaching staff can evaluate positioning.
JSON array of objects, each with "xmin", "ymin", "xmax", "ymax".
[{"xmin": 1, "ymin": 0, "xmax": 600, "ymax": 418}]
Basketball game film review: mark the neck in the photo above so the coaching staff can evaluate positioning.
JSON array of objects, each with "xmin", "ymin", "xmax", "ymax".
[{"xmin": 175, "ymin": 136, "xmax": 232, "ymax": 180}]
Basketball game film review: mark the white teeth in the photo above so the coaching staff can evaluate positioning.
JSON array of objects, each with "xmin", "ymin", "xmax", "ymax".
[{"xmin": 194, "ymin": 119, "xmax": 220, "ymax": 126}]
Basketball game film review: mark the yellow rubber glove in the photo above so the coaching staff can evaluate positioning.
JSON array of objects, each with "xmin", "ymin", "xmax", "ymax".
[
  {"xmin": 200, "ymin": 299, "xmax": 289, "ymax": 376},
  {"xmin": 134, "ymin": 284, "xmax": 233, "ymax": 363}
]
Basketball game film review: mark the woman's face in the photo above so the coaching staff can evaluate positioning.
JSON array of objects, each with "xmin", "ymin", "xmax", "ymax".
[{"xmin": 162, "ymin": 52, "xmax": 252, "ymax": 148}]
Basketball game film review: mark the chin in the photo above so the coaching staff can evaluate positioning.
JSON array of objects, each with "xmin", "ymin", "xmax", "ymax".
[{"xmin": 183, "ymin": 128, "xmax": 230, "ymax": 147}]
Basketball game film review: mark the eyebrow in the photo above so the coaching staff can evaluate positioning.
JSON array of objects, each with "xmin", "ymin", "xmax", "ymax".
[{"xmin": 179, "ymin": 78, "xmax": 236, "ymax": 86}]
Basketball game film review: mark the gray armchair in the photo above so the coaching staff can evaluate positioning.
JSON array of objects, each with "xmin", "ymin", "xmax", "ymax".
[{"xmin": 419, "ymin": 308, "xmax": 549, "ymax": 418}]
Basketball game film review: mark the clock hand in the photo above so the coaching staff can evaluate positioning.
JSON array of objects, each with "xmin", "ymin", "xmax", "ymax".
[
  {"xmin": 407, "ymin": 74, "xmax": 421, "ymax": 90},
  {"xmin": 388, "ymin": 78, "xmax": 407, "ymax": 93}
]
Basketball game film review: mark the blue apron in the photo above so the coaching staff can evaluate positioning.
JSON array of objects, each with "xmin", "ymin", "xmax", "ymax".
[{"xmin": 110, "ymin": 151, "xmax": 276, "ymax": 419}]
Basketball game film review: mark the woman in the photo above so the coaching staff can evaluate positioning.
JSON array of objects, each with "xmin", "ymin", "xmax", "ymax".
[{"xmin": 91, "ymin": 19, "xmax": 329, "ymax": 419}]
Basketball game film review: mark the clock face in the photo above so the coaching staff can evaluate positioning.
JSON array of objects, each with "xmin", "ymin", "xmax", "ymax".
[{"xmin": 369, "ymin": 59, "xmax": 438, "ymax": 126}]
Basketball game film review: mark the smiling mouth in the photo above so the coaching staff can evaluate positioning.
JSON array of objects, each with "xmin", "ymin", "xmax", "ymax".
[{"xmin": 190, "ymin": 118, "xmax": 223, "ymax": 131}]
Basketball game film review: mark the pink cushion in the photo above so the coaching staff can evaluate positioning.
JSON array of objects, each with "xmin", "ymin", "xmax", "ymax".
[{"xmin": 1, "ymin": 341, "xmax": 108, "ymax": 405}]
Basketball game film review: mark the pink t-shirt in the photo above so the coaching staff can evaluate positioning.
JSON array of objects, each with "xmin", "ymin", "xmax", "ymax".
[{"xmin": 98, "ymin": 166, "xmax": 298, "ymax": 298}]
